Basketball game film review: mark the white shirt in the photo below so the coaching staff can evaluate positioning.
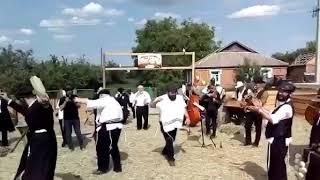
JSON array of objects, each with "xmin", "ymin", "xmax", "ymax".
[
  {"xmin": 202, "ymin": 86, "xmax": 225, "ymax": 99},
  {"xmin": 56, "ymin": 99, "xmax": 64, "ymax": 120},
  {"xmin": 155, "ymin": 94, "xmax": 186, "ymax": 132},
  {"xmin": 0, "ymin": 99, "xmax": 2, "ymax": 113},
  {"xmin": 264, "ymin": 99, "xmax": 293, "ymax": 146},
  {"xmin": 87, "ymin": 95, "xmax": 123, "ymax": 131},
  {"xmin": 129, "ymin": 93, "xmax": 135, "ymax": 104},
  {"xmin": 133, "ymin": 91, "xmax": 151, "ymax": 107}
]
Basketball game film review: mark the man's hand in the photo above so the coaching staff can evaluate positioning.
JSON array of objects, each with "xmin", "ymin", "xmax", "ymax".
[
  {"xmin": 252, "ymin": 98, "xmax": 262, "ymax": 108},
  {"xmin": 246, "ymin": 106, "xmax": 259, "ymax": 112},
  {"xmin": 185, "ymin": 117, "xmax": 191, "ymax": 126}
]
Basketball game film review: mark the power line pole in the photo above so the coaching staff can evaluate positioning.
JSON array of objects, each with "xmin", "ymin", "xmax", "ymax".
[{"xmin": 313, "ymin": 0, "xmax": 320, "ymax": 83}]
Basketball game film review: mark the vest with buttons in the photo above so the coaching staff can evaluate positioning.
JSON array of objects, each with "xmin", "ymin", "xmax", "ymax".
[{"xmin": 265, "ymin": 101, "xmax": 294, "ymax": 139}]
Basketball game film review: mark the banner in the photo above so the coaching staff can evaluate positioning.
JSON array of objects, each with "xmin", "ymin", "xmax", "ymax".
[{"xmin": 137, "ymin": 54, "xmax": 162, "ymax": 68}]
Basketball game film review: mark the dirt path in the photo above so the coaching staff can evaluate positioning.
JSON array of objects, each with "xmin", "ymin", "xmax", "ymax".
[{"xmin": 0, "ymin": 114, "xmax": 311, "ymax": 180}]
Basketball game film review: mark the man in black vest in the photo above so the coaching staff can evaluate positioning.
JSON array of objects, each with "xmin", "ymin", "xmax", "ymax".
[
  {"xmin": 247, "ymin": 82, "xmax": 295, "ymax": 180},
  {"xmin": 115, "ymin": 88, "xmax": 130, "ymax": 124},
  {"xmin": 0, "ymin": 93, "xmax": 15, "ymax": 146}
]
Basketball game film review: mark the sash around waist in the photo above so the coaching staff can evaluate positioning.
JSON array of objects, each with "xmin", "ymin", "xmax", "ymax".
[{"xmin": 161, "ymin": 118, "xmax": 183, "ymax": 126}]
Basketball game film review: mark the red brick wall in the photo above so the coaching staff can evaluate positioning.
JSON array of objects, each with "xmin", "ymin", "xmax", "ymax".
[{"xmin": 287, "ymin": 66, "xmax": 306, "ymax": 82}]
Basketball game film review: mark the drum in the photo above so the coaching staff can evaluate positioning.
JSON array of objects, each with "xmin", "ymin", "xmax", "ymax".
[
  {"xmin": 223, "ymin": 100, "xmax": 242, "ymax": 109},
  {"xmin": 305, "ymin": 105, "xmax": 319, "ymax": 126}
]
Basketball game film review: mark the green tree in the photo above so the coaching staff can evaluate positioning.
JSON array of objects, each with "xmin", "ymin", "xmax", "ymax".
[
  {"xmin": 132, "ymin": 18, "xmax": 220, "ymax": 94},
  {"xmin": 272, "ymin": 41, "xmax": 316, "ymax": 63},
  {"xmin": 237, "ymin": 58, "xmax": 261, "ymax": 83}
]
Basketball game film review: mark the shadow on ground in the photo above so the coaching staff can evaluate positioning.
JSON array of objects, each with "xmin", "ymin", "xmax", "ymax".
[
  {"xmin": 55, "ymin": 173, "xmax": 83, "ymax": 180},
  {"xmin": 237, "ymin": 161, "xmax": 267, "ymax": 180}
]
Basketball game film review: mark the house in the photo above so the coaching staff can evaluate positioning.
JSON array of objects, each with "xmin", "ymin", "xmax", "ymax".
[
  {"xmin": 287, "ymin": 53, "xmax": 315, "ymax": 82},
  {"xmin": 193, "ymin": 41, "xmax": 288, "ymax": 89}
]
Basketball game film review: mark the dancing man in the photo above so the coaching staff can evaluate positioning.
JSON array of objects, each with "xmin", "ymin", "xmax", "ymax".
[
  {"xmin": 151, "ymin": 85, "xmax": 190, "ymax": 166},
  {"xmin": 246, "ymin": 82, "xmax": 295, "ymax": 180},
  {"xmin": 115, "ymin": 88, "xmax": 130, "ymax": 124},
  {"xmin": 133, "ymin": 85, "xmax": 151, "ymax": 130},
  {"xmin": 75, "ymin": 89, "xmax": 123, "ymax": 174},
  {"xmin": 1, "ymin": 85, "xmax": 57, "ymax": 180},
  {"xmin": 56, "ymin": 89, "xmax": 67, "ymax": 147}
]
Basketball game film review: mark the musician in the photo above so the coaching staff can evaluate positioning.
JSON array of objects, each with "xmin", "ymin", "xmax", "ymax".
[
  {"xmin": 200, "ymin": 85, "xmax": 221, "ymax": 137},
  {"xmin": 244, "ymin": 77, "xmax": 268, "ymax": 147},
  {"xmin": 1, "ymin": 86, "xmax": 57, "ymax": 180},
  {"xmin": 202, "ymin": 78, "xmax": 225, "ymax": 100},
  {"xmin": 151, "ymin": 85, "xmax": 190, "ymax": 166},
  {"xmin": 75, "ymin": 89, "xmax": 123, "ymax": 174},
  {"xmin": 246, "ymin": 82, "xmax": 295, "ymax": 180},
  {"xmin": 115, "ymin": 88, "xmax": 130, "ymax": 124},
  {"xmin": 133, "ymin": 85, "xmax": 151, "ymax": 130},
  {"xmin": 0, "ymin": 93, "xmax": 15, "ymax": 146},
  {"xmin": 309, "ymin": 90, "xmax": 320, "ymax": 147}
]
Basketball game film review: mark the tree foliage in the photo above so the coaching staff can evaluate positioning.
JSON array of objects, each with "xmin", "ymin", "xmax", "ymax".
[
  {"xmin": 0, "ymin": 45, "xmax": 125, "ymax": 95},
  {"xmin": 272, "ymin": 41, "xmax": 316, "ymax": 63},
  {"xmin": 237, "ymin": 58, "xmax": 261, "ymax": 83},
  {"xmin": 132, "ymin": 18, "xmax": 220, "ymax": 94}
]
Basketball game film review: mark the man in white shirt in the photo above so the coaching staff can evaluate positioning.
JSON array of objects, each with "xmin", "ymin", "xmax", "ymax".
[
  {"xmin": 151, "ymin": 85, "xmax": 190, "ymax": 166},
  {"xmin": 247, "ymin": 82, "xmax": 295, "ymax": 180},
  {"xmin": 56, "ymin": 89, "xmax": 67, "ymax": 147},
  {"xmin": 133, "ymin": 85, "xmax": 151, "ymax": 130},
  {"xmin": 75, "ymin": 89, "xmax": 123, "ymax": 175}
]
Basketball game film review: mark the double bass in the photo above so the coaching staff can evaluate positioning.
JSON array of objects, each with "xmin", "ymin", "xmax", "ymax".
[{"xmin": 187, "ymin": 91, "xmax": 202, "ymax": 127}]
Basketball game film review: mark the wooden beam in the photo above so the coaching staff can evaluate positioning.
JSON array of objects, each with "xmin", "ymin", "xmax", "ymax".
[
  {"xmin": 105, "ymin": 66, "xmax": 193, "ymax": 71},
  {"xmin": 104, "ymin": 52, "xmax": 194, "ymax": 56}
]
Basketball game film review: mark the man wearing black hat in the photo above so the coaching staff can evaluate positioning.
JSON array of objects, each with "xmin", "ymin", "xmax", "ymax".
[
  {"xmin": 151, "ymin": 85, "xmax": 190, "ymax": 166},
  {"xmin": 75, "ymin": 89, "xmax": 123, "ymax": 174},
  {"xmin": 247, "ymin": 81, "xmax": 295, "ymax": 180},
  {"xmin": 1, "ymin": 86, "xmax": 57, "ymax": 180},
  {"xmin": 115, "ymin": 88, "xmax": 130, "ymax": 124}
]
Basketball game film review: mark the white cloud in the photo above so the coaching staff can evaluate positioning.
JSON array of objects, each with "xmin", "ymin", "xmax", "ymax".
[
  {"xmin": 105, "ymin": 21, "xmax": 116, "ymax": 26},
  {"xmin": 13, "ymin": 40, "xmax": 30, "ymax": 45},
  {"xmin": 40, "ymin": 17, "xmax": 101, "ymax": 27},
  {"xmin": 20, "ymin": 28, "xmax": 34, "ymax": 35},
  {"xmin": 154, "ymin": 12, "xmax": 181, "ymax": 19},
  {"xmin": 0, "ymin": 35, "xmax": 10, "ymax": 43},
  {"xmin": 62, "ymin": 2, "xmax": 124, "ymax": 17},
  {"xmin": 53, "ymin": 34, "xmax": 75, "ymax": 41},
  {"xmin": 128, "ymin": 17, "xmax": 135, "ymax": 22},
  {"xmin": 193, "ymin": 17, "xmax": 201, "ymax": 23},
  {"xmin": 47, "ymin": 27, "xmax": 66, "ymax": 33},
  {"xmin": 228, "ymin": 5, "xmax": 281, "ymax": 19},
  {"xmin": 134, "ymin": 18, "xmax": 147, "ymax": 26}
]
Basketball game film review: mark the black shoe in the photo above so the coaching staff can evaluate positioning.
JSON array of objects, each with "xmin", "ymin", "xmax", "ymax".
[
  {"xmin": 244, "ymin": 142, "xmax": 252, "ymax": 146},
  {"xmin": 252, "ymin": 142, "xmax": 259, "ymax": 147},
  {"xmin": 80, "ymin": 145, "xmax": 85, "ymax": 150},
  {"xmin": 61, "ymin": 143, "xmax": 66, "ymax": 148},
  {"xmin": 137, "ymin": 128, "xmax": 142, "ymax": 130},
  {"xmin": 210, "ymin": 133, "xmax": 216, "ymax": 139},
  {"xmin": 92, "ymin": 170, "xmax": 107, "ymax": 175},
  {"xmin": 168, "ymin": 160, "xmax": 175, "ymax": 166},
  {"xmin": 69, "ymin": 147, "xmax": 75, "ymax": 151},
  {"xmin": 114, "ymin": 167, "xmax": 122, "ymax": 173},
  {"xmin": 143, "ymin": 127, "xmax": 148, "ymax": 130},
  {"xmin": 206, "ymin": 130, "xmax": 210, "ymax": 135}
]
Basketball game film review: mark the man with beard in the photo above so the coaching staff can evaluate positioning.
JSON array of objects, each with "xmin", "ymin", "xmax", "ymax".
[
  {"xmin": 200, "ymin": 85, "xmax": 221, "ymax": 138},
  {"xmin": 246, "ymin": 82, "xmax": 295, "ymax": 180},
  {"xmin": 1, "ymin": 85, "xmax": 57, "ymax": 180},
  {"xmin": 151, "ymin": 85, "xmax": 190, "ymax": 166},
  {"xmin": 133, "ymin": 85, "xmax": 151, "ymax": 130},
  {"xmin": 75, "ymin": 89, "xmax": 123, "ymax": 174}
]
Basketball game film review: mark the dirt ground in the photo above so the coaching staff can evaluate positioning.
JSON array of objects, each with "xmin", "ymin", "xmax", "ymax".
[{"xmin": 0, "ymin": 110, "xmax": 311, "ymax": 180}]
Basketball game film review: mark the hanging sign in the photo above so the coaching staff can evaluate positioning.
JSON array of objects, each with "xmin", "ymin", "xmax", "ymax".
[{"xmin": 137, "ymin": 53, "xmax": 162, "ymax": 68}]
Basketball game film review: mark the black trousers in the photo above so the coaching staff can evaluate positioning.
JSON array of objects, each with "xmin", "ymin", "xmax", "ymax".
[
  {"xmin": 58, "ymin": 119, "xmax": 66, "ymax": 145},
  {"xmin": 268, "ymin": 138, "xmax": 288, "ymax": 180},
  {"xmin": 136, "ymin": 106, "xmax": 149, "ymax": 129},
  {"xmin": 122, "ymin": 107, "xmax": 129, "ymax": 124},
  {"xmin": 205, "ymin": 110, "xmax": 218, "ymax": 135},
  {"xmin": 244, "ymin": 112, "xmax": 262, "ymax": 145},
  {"xmin": 96, "ymin": 126, "xmax": 121, "ymax": 172},
  {"xmin": 1, "ymin": 129, "xmax": 8, "ymax": 146},
  {"xmin": 14, "ymin": 131, "xmax": 57, "ymax": 180},
  {"xmin": 309, "ymin": 120, "xmax": 320, "ymax": 147},
  {"xmin": 129, "ymin": 103, "xmax": 135, "ymax": 118},
  {"xmin": 64, "ymin": 119, "xmax": 83, "ymax": 149},
  {"xmin": 160, "ymin": 122, "xmax": 177, "ymax": 161}
]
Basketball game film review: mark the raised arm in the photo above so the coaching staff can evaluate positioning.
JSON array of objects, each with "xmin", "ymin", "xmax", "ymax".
[{"xmin": 8, "ymin": 100, "xmax": 28, "ymax": 116}]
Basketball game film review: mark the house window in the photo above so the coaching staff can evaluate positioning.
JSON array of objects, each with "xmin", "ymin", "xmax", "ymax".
[
  {"xmin": 260, "ymin": 68, "xmax": 273, "ymax": 80},
  {"xmin": 210, "ymin": 69, "xmax": 222, "ymax": 85}
]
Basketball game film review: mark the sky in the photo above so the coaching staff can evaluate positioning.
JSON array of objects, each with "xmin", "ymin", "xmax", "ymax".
[{"xmin": 0, "ymin": 0, "xmax": 317, "ymax": 65}]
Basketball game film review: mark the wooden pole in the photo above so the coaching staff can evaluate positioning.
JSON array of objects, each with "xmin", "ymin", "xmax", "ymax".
[
  {"xmin": 316, "ymin": 0, "xmax": 320, "ymax": 83},
  {"xmin": 102, "ymin": 52, "xmax": 106, "ymax": 89},
  {"xmin": 192, "ymin": 52, "xmax": 196, "ymax": 85}
]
